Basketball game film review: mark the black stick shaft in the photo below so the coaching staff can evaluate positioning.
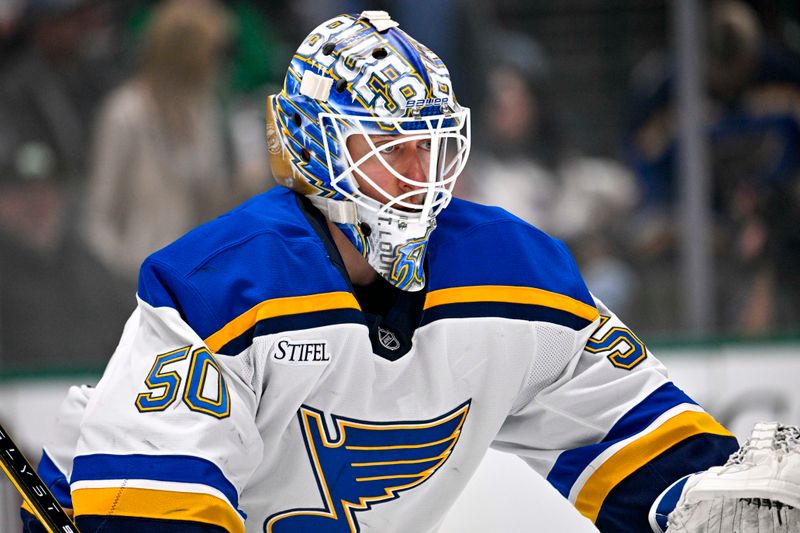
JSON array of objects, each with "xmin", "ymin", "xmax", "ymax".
[{"xmin": 0, "ymin": 422, "xmax": 79, "ymax": 533}]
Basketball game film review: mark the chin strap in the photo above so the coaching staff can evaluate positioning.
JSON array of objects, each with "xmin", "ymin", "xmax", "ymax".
[{"xmin": 309, "ymin": 197, "xmax": 359, "ymax": 224}]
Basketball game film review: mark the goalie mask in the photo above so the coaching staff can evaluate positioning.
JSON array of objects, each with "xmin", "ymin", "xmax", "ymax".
[{"xmin": 266, "ymin": 11, "xmax": 471, "ymax": 291}]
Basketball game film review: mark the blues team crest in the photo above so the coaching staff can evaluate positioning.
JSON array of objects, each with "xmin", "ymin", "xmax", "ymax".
[
  {"xmin": 389, "ymin": 225, "xmax": 434, "ymax": 291},
  {"xmin": 265, "ymin": 401, "xmax": 471, "ymax": 532}
]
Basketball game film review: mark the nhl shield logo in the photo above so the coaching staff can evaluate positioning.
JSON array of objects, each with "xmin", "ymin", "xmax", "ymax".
[{"xmin": 378, "ymin": 327, "xmax": 400, "ymax": 351}]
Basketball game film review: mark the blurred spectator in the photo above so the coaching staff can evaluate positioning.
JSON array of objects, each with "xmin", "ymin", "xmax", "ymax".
[
  {"xmin": 0, "ymin": 0, "xmax": 119, "ymax": 251},
  {"xmin": 81, "ymin": 0, "xmax": 237, "ymax": 283},
  {"xmin": 0, "ymin": 0, "xmax": 118, "ymax": 185},
  {"xmin": 221, "ymin": 1, "xmax": 287, "ymax": 202},
  {"xmin": 125, "ymin": 0, "xmax": 287, "ymax": 210},
  {"xmin": 0, "ymin": 0, "xmax": 130, "ymax": 368},
  {"xmin": 626, "ymin": 0, "xmax": 800, "ymax": 334},
  {"xmin": 0, "ymin": 0, "xmax": 23, "ymax": 40},
  {"xmin": 464, "ymin": 30, "xmax": 639, "ymax": 316}
]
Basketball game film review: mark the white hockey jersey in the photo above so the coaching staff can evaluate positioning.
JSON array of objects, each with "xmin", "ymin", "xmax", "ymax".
[{"xmin": 30, "ymin": 187, "xmax": 737, "ymax": 533}]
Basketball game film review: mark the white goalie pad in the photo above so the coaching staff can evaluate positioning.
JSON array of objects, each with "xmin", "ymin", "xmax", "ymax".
[{"xmin": 667, "ymin": 423, "xmax": 800, "ymax": 533}]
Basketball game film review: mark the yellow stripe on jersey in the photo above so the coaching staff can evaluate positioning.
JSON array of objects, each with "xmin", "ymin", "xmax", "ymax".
[
  {"xmin": 204, "ymin": 291, "xmax": 361, "ymax": 353},
  {"xmin": 423, "ymin": 285, "xmax": 599, "ymax": 322},
  {"xmin": 72, "ymin": 487, "xmax": 245, "ymax": 533},
  {"xmin": 575, "ymin": 410, "xmax": 734, "ymax": 523},
  {"xmin": 20, "ymin": 498, "xmax": 74, "ymax": 522}
]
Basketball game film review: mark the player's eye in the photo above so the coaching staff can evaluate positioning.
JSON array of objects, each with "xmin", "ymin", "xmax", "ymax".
[
  {"xmin": 378, "ymin": 143, "xmax": 398, "ymax": 155},
  {"xmin": 418, "ymin": 140, "xmax": 432, "ymax": 151}
]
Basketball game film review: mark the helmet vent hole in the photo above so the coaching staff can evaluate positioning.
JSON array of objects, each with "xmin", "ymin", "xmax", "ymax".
[
  {"xmin": 322, "ymin": 42, "xmax": 336, "ymax": 56},
  {"xmin": 292, "ymin": 113, "xmax": 302, "ymax": 127},
  {"xmin": 301, "ymin": 148, "xmax": 311, "ymax": 162},
  {"xmin": 372, "ymin": 47, "xmax": 387, "ymax": 59},
  {"xmin": 335, "ymin": 79, "xmax": 348, "ymax": 92}
]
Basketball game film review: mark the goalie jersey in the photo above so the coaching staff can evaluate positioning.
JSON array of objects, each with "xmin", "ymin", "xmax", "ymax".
[{"xmin": 27, "ymin": 187, "xmax": 738, "ymax": 533}]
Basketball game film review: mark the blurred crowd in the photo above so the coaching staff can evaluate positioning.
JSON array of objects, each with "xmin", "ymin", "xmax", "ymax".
[
  {"xmin": 0, "ymin": 0, "xmax": 799, "ymax": 369},
  {"xmin": 626, "ymin": 0, "xmax": 800, "ymax": 335}
]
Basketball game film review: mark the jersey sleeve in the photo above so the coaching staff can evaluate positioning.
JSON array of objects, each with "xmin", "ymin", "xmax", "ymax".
[
  {"xmin": 21, "ymin": 384, "xmax": 92, "ymax": 532},
  {"xmin": 68, "ymin": 260, "xmax": 264, "ymax": 533},
  {"xmin": 492, "ymin": 297, "xmax": 739, "ymax": 533}
]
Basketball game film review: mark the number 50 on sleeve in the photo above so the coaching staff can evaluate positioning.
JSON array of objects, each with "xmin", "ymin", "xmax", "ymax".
[{"xmin": 136, "ymin": 346, "xmax": 231, "ymax": 419}]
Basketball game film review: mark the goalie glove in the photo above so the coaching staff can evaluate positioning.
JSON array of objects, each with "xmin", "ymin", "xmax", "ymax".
[{"xmin": 661, "ymin": 422, "xmax": 800, "ymax": 533}]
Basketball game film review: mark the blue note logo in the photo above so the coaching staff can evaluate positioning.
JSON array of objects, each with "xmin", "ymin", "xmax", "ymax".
[
  {"xmin": 264, "ymin": 401, "xmax": 471, "ymax": 532},
  {"xmin": 389, "ymin": 226, "xmax": 433, "ymax": 291}
]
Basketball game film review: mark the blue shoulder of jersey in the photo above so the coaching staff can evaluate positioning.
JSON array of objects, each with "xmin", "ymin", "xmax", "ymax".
[
  {"xmin": 137, "ymin": 187, "xmax": 362, "ymax": 355},
  {"xmin": 423, "ymin": 198, "xmax": 598, "ymax": 331}
]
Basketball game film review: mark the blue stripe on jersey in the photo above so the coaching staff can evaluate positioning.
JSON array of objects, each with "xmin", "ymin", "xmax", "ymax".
[
  {"xmin": 429, "ymin": 199, "xmax": 595, "ymax": 310},
  {"xmin": 138, "ymin": 191, "xmax": 596, "ymax": 348},
  {"xmin": 604, "ymin": 382, "xmax": 698, "ymax": 441},
  {"xmin": 76, "ymin": 515, "xmax": 230, "ymax": 532},
  {"xmin": 71, "ymin": 454, "xmax": 243, "ymax": 518},
  {"xmin": 137, "ymin": 188, "xmax": 353, "ymax": 342},
  {"xmin": 546, "ymin": 382, "xmax": 698, "ymax": 499},
  {"xmin": 217, "ymin": 308, "xmax": 365, "ymax": 356},
  {"xmin": 37, "ymin": 450, "xmax": 72, "ymax": 508},
  {"xmin": 595, "ymin": 433, "xmax": 738, "ymax": 532},
  {"xmin": 420, "ymin": 301, "xmax": 595, "ymax": 330}
]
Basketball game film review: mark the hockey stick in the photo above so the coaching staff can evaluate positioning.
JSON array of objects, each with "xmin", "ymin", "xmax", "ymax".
[{"xmin": 0, "ymin": 421, "xmax": 79, "ymax": 533}]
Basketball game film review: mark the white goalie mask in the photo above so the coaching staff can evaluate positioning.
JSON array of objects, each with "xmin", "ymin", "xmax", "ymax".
[{"xmin": 265, "ymin": 11, "xmax": 471, "ymax": 291}]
